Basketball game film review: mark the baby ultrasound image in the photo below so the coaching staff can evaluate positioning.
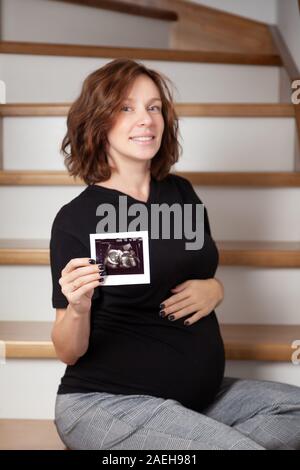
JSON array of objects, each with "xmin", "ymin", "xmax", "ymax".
[{"xmin": 96, "ymin": 238, "xmax": 144, "ymax": 276}]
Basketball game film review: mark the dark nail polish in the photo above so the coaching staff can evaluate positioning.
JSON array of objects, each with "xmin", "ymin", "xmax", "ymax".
[
  {"xmin": 168, "ymin": 315, "xmax": 175, "ymax": 321},
  {"xmin": 99, "ymin": 277, "xmax": 105, "ymax": 282},
  {"xmin": 159, "ymin": 310, "xmax": 165, "ymax": 317},
  {"xmin": 184, "ymin": 320, "xmax": 190, "ymax": 326},
  {"xmin": 159, "ymin": 303, "xmax": 165, "ymax": 309},
  {"xmin": 89, "ymin": 259, "xmax": 96, "ymax": 264}
]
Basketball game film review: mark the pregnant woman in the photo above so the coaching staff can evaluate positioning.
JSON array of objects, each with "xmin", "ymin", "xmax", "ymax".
[{"xmin": 50, "ymin": 58, "xmax": 300, "ymax": 450}]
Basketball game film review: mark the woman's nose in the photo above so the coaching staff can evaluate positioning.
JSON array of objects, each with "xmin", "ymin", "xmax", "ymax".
[{"xmin": 137, "ymin": 109, "xmax": 153, "ymax": 125}]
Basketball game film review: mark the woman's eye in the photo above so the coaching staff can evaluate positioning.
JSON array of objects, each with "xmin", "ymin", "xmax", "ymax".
[{"xmin": 121, "ymin": 105, "xmax": 161, "ymax": 112}]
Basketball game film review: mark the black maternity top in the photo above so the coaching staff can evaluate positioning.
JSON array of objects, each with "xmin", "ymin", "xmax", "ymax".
[{"xmin": 50, "ymin": 173, "xmax": 225, "ymax": 412}]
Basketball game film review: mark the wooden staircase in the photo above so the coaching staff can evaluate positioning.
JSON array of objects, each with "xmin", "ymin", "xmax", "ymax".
[{"xmin": 0, "ymin": 0, "xmax": 299, "ymax": 450}]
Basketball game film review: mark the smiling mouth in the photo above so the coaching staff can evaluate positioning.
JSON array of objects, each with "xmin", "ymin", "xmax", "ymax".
[
  {"xmin": 129, "ymin": 137, "xmax": 155, "ymax": 140},
  {"xmin": 129, "ymin": 137, "xmax": 156, "ymax": 145}
]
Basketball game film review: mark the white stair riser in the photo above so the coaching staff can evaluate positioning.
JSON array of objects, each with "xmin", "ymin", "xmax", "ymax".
[
  {"xmin": 0, "ymin": 359, "xmax": 65, "ymax": 419},
  {"xmin": 3, "ymin": 117, "xmax": 296, "ymax": 172},
  {"xmin": 1, "ymin": 359, "xmax": 299, "ymax": 419},
  {"xmin": 197, "ymin": 187, "xmax": 300, "ymax": 242},
  {"xmin": 176, "ymin": 117, "xmax": 295, "ymax": 171},
  {"xmin": 0, "ymin": 266, "xmax": 299, "ymax": 324},
  {"xmin": 216, "ymin": 267, "xmax": 300, "ymax": 325},
  {"xmin": 2, "ymin": 0, "xmax": 170, "ymax": 49},
  {"xmin": 0, "ymin": 55, "xmax": 280, "ymax": 103},
  {"xmin": 0, "ymin": 187, "xmax": 299, "ymax": 240},
  {"xmin": 225, "ymin": 362, "xmax": 300, "ymax": 389}
]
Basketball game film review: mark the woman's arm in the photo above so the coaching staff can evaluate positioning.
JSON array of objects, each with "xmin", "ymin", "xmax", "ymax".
[
  {"xmin": 51, "ymin": 257, "xmax": 104, "ymax": 365},
  {"xmin": 208, "ymin": 277, "xmax": 224, "ymax": 308},
  {"xmin": 51, "ymin": 305, "xmax": 91, "ymax": 365}
]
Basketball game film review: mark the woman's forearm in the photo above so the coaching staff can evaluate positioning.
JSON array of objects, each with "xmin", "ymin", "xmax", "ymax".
[
  {"xmin": 51, "ymin": 304, "xmax": 91, "ymax": 365},
  {"xmin": 211, "ymin": 277, "xmax": 224, "ymax": 308}
]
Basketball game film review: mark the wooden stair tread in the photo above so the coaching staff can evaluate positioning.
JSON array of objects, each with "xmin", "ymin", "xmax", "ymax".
[
  {"xmin": 1, "ymin": 170, "xmax": 300, "ymax": 187},
  {"xmin": 48, "ymin": 0, "xmax": 178, "ymax": 22},
  {"xmin": 0, "ymin": 239, "xmax": 299, "ymax": 267},
  {"xmin": 0, "ymin": 40, "xmax": 282, "ymax": 65},
  {"xmin": 0, "ymin": 103, "xmax": 295, "ymax": 117},
  {"xmin": 0, "ymin": 419, "xmax": 66, "ymax": 450},
  {"xmin": 0, "ymin": 321, "xmax": 299, "ymax": 362}
]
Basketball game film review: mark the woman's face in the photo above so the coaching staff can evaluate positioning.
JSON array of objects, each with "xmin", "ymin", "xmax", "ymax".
[{"xmin": 106, "ymin": 74, "xmax": 165, "ymax": 166}]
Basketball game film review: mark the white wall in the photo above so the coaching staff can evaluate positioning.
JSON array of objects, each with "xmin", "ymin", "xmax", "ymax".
[
  {"xmin": 277, "ymin": 0, "xmax": 300, "ymax": 73},
  {"xmin": 187, "ymin": 0, "xmax": 278, "ymax": 24}
]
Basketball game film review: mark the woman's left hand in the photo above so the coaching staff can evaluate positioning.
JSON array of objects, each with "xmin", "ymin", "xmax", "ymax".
[{"xmin": 159, "ymin": 278, "xmax": 224, "ymax": 326}]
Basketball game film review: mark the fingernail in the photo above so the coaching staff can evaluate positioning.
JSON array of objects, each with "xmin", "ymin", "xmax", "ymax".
[
  {"xmin": 89, "ymin": 259, "xmax": 96, "ymax": 264},
  {"xmin": 184, "ymin": 320, "xmax": 190, "ymax": 326},
  {"xmin": 99, "ymin": 277, "xmax": 105, "ymax": 282},
  {"xmin": 168, "ymin": 315, "xmax": 175, "ymax": 321},
  {"xmin": 159, "ymin": 310, "xmax": 165, "ymax": 317},
  {"xmin": 159, "ymin": 303, "xmax": 165, "ymax": 309}
]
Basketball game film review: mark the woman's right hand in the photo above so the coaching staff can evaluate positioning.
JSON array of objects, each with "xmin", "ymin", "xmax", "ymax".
[{"xmin": 59, "ymin": 258, "xmax": 105, "ymax": 315}]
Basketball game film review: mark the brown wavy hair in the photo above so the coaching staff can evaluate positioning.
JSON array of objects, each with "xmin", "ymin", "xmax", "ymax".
[{"xmin": 61, "ymin": 58, "xmax": 182, "ymax": 185}]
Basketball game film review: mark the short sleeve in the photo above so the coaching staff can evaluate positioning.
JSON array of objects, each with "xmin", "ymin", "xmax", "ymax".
[
  {"xmin": 49, "ymin": 224, "xmax": 100, "ymax": 309},
  {"xmin": 180, "ymin": 177, "xmax": 212, "ymax": 237}
]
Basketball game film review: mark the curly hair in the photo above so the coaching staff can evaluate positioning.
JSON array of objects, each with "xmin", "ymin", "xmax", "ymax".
[{"xmin": 61, "ymin": 58, "xmax": 182, "ymax": 185}]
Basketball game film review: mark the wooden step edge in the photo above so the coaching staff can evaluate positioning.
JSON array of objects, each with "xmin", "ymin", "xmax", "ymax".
[
  {"xmin": 221, "ymin": 324, "xmax": 300, "ymax": 362},
  {"xmin": 0, "ymin": 250, "xmax": 49, "ymax": 265},
  {"xmin": 0, "ymin": 41, "xmax": 282, "ymax": 65},
  {"xmin": 0, "ymin": 242, "xmax": 299, "ymax": 267},
  {"xmin": 223, "ymin": 341, "xmax": 292, "ymax": 362},
  {"xmin": 1, "ymin": 323, "xmax": 299, "ymax": 362},
  {"xmin": 5, "ymin": 341, "xmax": 55, "ymax": 358},
  {"xmin": 0, "ymin": 103, "xmax": 295, "ymax": 117},
  {"xmin": 176, "ymin": 171, "xmax": 300, "ymax": 187},
  {"xmin": 0, "ymin": 419, "xmax": 66, "ymax": 450},
  {"xmin": 49, "ymin": 0, "xmax": 178, "ymax": 22},
  {"xmin": 1, "ymin": 171, "xmax": 300, "ymax": 187},
  {"xmin": 218, "ymin": 244, "xmax": 300, "ymax": 268}
]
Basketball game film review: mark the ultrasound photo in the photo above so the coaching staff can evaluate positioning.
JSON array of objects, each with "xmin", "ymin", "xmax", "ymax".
[
  {"xmin": 90, "ymin": 231, "xmax": 150, "ymax": 286},
  {"xmin": 97, "ymin": 238, "xmax": 144, "ymax": 275}
]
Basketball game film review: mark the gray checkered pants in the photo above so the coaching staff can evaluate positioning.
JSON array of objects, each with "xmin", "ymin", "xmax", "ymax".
[{"xmin": 54, "ymin": 377, "xmax": 300, "ymax": 450}]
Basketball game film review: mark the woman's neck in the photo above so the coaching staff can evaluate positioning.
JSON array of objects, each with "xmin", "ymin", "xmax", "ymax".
[{"xmin": 95, "ymin": 171, "xmax": 152, "ymax": 202}]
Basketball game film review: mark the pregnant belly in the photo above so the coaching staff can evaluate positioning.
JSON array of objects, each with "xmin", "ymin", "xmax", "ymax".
[{"xmin": 85, "ymin": 314, "xmax": 225, "ymax": 412}]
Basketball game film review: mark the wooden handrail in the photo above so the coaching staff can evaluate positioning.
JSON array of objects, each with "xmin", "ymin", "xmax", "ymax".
[
  {"xmin": 268, "ymin": 25, "xmax": 300, "ymax": 171},
  {"xmin": 269, "ymin": 26, "xmax": 299, "ymax": 82}
]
